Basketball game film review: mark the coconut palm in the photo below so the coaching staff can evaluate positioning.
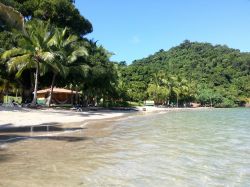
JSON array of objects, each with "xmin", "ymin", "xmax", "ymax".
[
  {"xmin": 46, "ymin": 27, "xmax": 89, "ymax": 106},
  {"xmin": 172, "ymin": 76, "xmax": 189, "ymax": 107},
  {"xmin": 147, "ymin": 71, "xmax": 170, "ymax": 105},
  {"xmin": 1, "ymin": 20, "xmax": 56, "ymax": 106}
]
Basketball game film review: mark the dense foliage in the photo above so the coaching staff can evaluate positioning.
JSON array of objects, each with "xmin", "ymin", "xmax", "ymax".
[
  {"xmin": 0, "ymin": 1, "xmax": 117, "ymax": 107},
  {"xmin": 119, "ymin": 40, "xmax": 250, "ymax": 107},
  {"xmin": 0, "ymin": 0, "xmax": 92, "ymax": 36}
]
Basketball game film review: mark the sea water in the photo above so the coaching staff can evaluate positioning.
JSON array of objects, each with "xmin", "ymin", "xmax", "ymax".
[{"xmin": 0, "ymin": 108, "xmax": 249, "ymax": 186}]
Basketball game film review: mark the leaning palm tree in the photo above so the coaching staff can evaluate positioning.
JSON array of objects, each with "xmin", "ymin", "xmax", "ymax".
[
  {"xmin": 46, "ymin": 27, "xmax": 89, "ymax": 106},
  {"xmin": 1, "ymin": 20, "xmax": 56, "ymax": 106}
]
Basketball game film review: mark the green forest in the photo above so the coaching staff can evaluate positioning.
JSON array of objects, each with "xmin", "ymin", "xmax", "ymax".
[
  {"xmin": 0, "ymin": 0, "xmax": 249, "ymax": 108},
  {"xmin": 120, "ymin": 40, "xmax": 250, "ymax": 107}
]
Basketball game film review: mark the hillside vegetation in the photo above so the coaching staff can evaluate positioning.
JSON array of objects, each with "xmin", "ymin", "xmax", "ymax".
[{"xmin": 119, "ymin": 40, "xmax": 250, "ymax": 107}]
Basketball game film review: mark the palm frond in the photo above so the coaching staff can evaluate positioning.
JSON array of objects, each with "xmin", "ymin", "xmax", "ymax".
[
  {"xmin": 67, "ymin": 47, "xmax": 88, "ymax": 63},
  {"xmin": 48, "ymin": 28, "xmax": 66, "ymax": 47},
  {"xmin": 40, "ymin": 52, "xmax": 56, "ymax": 62},
  {"xmin": 63, "ymin": 35, "xmax": 78, "ymax": 47},
  {"xmin": 47, "ymin": 34, "xmax": 58, "ymax": 47},
  {"xmin": 7, "ymin": 54, "xmax": 32, "ymax": 72},
  {"xmin": 1, "ymin": 48, "xmax": 28, "ymax": 60},
  {"xmin": 70, "ymin": 64, "xmax": 90, "ymax": 77},
  {"xmin": 39, "ymin": 63, "xmax": 51, "ymax": 76},
  {"xmin": 15, "ymin": 60, "xmax": 34, "ymax": 78},
  {"xmin": 57, "ymin": 63, "xmax": 70, "ymax": 78}
]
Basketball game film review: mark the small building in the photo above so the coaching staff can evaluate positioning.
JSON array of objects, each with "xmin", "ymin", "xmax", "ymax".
[{"xmin": 37, "ymin": 88, "xmax": 78, "ymax": 106}]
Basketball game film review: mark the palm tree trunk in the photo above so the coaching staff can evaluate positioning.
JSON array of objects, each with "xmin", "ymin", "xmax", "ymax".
[
  {"xmin": 71, "ymin": 86, "xmax": 74, "ymax": 106},
  {"xmin": 48, "ymin": 73, "xmax": 56, "ymax": 107},
  {"xmin": 76, "ymin": 86, "xmax": 79, "ymax": 105},
  {"xmin": 210, "ymin": 97, "xmax": 212, "ymax": 107},
  {"xmin": 176, "ymin": 95, "xmax": 179, "ymax": 108},
  {"xmin": 31, "ymin": 61, "xmax": 39, "ymax": 106},
  {"xmin": 30, "ymin": 71, "xmax": 34, "ymax": 89}
]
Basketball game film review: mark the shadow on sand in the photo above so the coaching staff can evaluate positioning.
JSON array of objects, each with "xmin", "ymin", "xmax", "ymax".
[
  {"xmin": 0, "ymin": 122, "xmax": 88, "ymax": 145},
  {"xmin": 0, "ymin": 123, "xmax": 85, "ymax": 133},
  {"xmin": 0, "ymin": 153, "xmax": 13, "ymax": 162},
  {"xmin": 0, "ymin": 134, "xmax": 89, "ymax": 143}
]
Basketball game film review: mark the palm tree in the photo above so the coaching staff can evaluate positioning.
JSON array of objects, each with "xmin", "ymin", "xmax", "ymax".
[
  {"xmin": 160, "ymin": 72, "xmax": 173, "ymax": 105},
  {"xmin": 1, "ymin": 20, "xmax": 56, "ymax": 106},
  {"xmin": 172, "ymin": 76, "xmax": 189, "ymax": 107},
  {"xmin": 46, "ymin": 27, "xmax": 89, "ymax": 106},
  {"xmin": 172, "ymin": 86, "xmax": 180, "ymax": 107},
  {"xmin": 147, "ymin": 71, "xmax": 170, "ymax": 105}
]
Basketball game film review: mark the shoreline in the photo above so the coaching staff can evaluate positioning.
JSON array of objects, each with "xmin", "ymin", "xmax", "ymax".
[
  {"xmin": 0, "ymin": 106, "xmax": 210, "ymax": 129},
  {"xmin": 0, "ymin": 107, "xmax": 133, "ymax": 129},
  {"xmin": 0, "ymin": 107, "xmax": 235, "ymax": 144},
  {"xmin": 0, "ymin": 107, "xmax": 135, "ymax": 144}
]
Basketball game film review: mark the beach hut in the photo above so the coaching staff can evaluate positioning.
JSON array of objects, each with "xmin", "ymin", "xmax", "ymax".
[{"xmin": 36, "ymin": 88, "xmax": 78, "ymax": 106}]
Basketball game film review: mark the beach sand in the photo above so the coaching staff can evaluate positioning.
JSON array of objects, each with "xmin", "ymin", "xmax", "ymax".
[
  {"xmin": 0, "ymin": 106, "xmax": 206, "ymax": 128},
  {"xmin": 0, "ymin": 107, "xmax": 132, "ymax": 128}
]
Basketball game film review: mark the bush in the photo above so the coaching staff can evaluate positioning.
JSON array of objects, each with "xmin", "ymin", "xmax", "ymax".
[
  {"xmin": 214, "ymin": 98, "xmax": 236, "ymax": 108},
  {"xmin": 100, "ymin": 101, "xmax": 130, "ymax": 108}
]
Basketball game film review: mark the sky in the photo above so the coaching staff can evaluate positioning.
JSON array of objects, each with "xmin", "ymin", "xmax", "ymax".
[{"xmin": 75, "ymin": 0, "xmax": 250, "ymax": 64}]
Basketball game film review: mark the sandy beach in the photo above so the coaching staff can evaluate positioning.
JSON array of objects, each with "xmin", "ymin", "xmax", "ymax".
[
  {"xmin": 0, "ymin": 106, "xmax": 207, "ymax": 128},
  {"xmin": 0, "ymin": 107, "xmax": 133, "ymax": 128}
]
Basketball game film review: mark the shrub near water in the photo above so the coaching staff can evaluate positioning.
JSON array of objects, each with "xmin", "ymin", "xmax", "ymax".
[{"xmin": 214, "ymin": 98, "xmax": 237, "ymax": 108}]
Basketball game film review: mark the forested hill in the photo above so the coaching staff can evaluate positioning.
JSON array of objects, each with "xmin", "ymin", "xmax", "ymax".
[{"xmin": 120, "ymin": 40, "xmax": 250, "ymax": 107}]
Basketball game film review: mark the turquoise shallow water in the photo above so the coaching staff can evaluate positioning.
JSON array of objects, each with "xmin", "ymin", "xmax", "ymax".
[{"xmin": 0, "ymin": 108, "xmax": 249, "ymax": 186}]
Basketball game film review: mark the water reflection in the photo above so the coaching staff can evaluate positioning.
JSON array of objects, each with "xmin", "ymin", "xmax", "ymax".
[{"xmin": 0, "ymin": 109, "xmax": 249, "ymax": 186}]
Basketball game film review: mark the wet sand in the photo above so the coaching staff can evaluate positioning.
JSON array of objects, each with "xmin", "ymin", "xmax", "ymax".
[{"xmin": 0, "ymin": 118, "xmax": 122, "ymax": 187}]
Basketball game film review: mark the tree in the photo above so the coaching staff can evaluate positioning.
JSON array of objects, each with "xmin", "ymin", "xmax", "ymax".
[
  {"xmin": 147, "ymin": 71, "xmax": 170, "ymax": 105},
  {"xmin": 46, "ymin": 27, "xmax": 88, "ymax": 106},
  {"xmin": 197, "ymin": 87, "xmax": 215, "ymax": 107},
  {"xmin": 121, "ymin": 41, "xmax": 250, "ymax": 107},
  {"xmin": 1, "ymin": 20, "xmax": 57, "ymax": 106},
  {"xmin": 78, "ymin": 43, "xmax": 119, "ymax": 106},
  {"xmin": 0, "ymin": 2, "xmax": 26, "ymax": 33},
  {"xmin": 147, "ymin": 84, "xmax": 169, "ymax": 105},
  {"xmin": 0, "ymin": 0, "xmax": 92, "ymax": 36}
]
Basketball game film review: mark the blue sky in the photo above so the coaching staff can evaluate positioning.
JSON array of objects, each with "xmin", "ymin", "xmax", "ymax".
[{"xmin": 75, "ymin": 0, "xmax": 250, "ymax": 64}]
